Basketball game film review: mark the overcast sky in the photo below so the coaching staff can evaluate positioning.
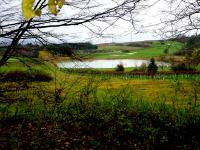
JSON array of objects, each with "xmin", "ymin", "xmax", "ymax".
[
  {"xmin": 53, "ymin": 0, "xmax": 167, "ymax": 44},
  {"xmin": 1, "ymin": 0, "xmax": 170, "ymax": 44}
]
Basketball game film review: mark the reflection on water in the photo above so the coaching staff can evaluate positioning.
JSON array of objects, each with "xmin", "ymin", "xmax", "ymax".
[{"xmin": 57, "ymin": 59, "xmax": 170, "ymax": 69}]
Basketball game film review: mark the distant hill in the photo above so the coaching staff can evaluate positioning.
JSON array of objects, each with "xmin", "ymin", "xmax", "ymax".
[{"xmin": 97, "ymin": 40, "xmax": 157, "ymax": 47}]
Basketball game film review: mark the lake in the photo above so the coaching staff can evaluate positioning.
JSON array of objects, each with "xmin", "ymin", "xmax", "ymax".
[{"xmin": 57, "ymin": 59, "xmax": 170, "ymax": 69}]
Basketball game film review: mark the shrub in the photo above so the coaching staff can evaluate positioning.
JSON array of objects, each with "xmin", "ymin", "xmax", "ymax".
[
  {"xmin": 115, "ymin": 63, "xmax": 125, "ymax": 72},
  {"xmin": 139, "ymin": 63, "xmax": 147, "ymax": 71},
  {"xmin": 39, "ymin": 50, "xmax": 54, "ymax": 61},
  {"xmin": 185, "ymin": 34, "xmax": 200, "ymax": 50},
  {"xmin": 171, "ymin": 63, "xmax": 196, "ymax": 71},
  {"xmin": 163, "ymin": 47, "xmax": 169, "ymax": 55},
  {"xmin": 0, "ymin": 71, "xmax": 53, "ymax": 82},
  {"xmin": 123, "ymin": 50, "xmax": 131, "ymax": 53},
  {"xmin": 133, "ymin": 63, "xmax": 147, "ymax": 72},
  {"xmin": 147, "ymin": 58, "xmax": 158, "ymax": 74}
]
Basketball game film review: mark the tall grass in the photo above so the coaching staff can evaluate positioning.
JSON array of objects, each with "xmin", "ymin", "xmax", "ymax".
[{"xmin": 1, "ymin": 72, "xmax": 200, "ymax": 149}]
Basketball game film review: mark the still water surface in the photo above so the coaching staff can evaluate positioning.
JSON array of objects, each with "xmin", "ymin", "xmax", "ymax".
[{"xmin": 58, "ymin": 59, "xmax": 169, "ymax": 69}]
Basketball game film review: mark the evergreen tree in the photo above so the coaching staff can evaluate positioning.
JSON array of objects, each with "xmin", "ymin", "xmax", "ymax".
[{"xmin": 147, "ymin": 58, "xmax": 158, "ymax": 74}]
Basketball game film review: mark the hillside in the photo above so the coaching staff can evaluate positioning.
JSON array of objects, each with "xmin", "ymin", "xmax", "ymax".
[{"xmin": 85, "ymin": 40, "xmax": 184, "ymax": 59}]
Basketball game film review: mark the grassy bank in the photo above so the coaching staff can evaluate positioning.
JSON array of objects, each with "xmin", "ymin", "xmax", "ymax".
[{"xmin": 0, "ymin": 57, "xmax": 56, "ymax": 74}]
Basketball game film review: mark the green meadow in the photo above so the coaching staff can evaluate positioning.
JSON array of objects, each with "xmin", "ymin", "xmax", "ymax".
[{"xmin": 86, "ymin": 41, "xmax": 184, "ymax": 59}]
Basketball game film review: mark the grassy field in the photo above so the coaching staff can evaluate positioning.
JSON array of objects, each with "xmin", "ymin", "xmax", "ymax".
[
  {"xmin": 1, "ymin": 57, "xmax": 198, "ymax": 103},
  {"xmin": 86, "ymin": 41, "xmax": 184, "ymax": 59},
  {"xmin": 1, "ymin": 45, "xmax": 200, "ymax": 149}
]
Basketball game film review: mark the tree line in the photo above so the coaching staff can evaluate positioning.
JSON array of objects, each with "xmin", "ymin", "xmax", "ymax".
[{"xmin": 0, "ymin": 42, "xmax": 98, "ymax": 57}]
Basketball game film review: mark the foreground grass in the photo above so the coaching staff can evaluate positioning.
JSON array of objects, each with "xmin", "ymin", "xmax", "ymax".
[
  {"xmin": 1, "ymin": 76, "xmax": 200, "ymax": 149},
  {"xmin": 1, "ymin": 57, "xmax": 200, "ymax": 149}
]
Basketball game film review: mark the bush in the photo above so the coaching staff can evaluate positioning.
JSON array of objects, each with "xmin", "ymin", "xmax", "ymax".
[
  {"xmin": 171, "ymin": 63, "xmax": 196, "ymax": 71},
  {"xmin": 147, "ymin": 58, "xmax": 158, "ymax": 74},
  {"xmin": 133, "ymin": 63, "xmax": 147, "ymax": 72},
  {"xmin": 163, "ymin": 47, "xmax": 169, "ymax": 55},
  {"xmin": 123, "ymin": 50, "xmax": 131, "ymax": 53},
  {"xmin": 185, "ymin": 34, "xmax": 200, "ymax": 50},
  {"xmin": 115, "ymin": 63, "xmax": 125, "ymax": 72},
  {"xmin": 0, "ymin": 71, "xmax": 53, "ymax": 82}
]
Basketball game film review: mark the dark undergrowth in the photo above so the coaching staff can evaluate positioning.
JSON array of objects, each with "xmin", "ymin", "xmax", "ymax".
[
  {"xmin": 0, "ymin": 71, "xmax": 53, "ymax": 82},
  {"xmin": 1, "ymin": 100, "xmax": 200, "ymax": 149},
  {"xmin": 1, "ymin": 78, "xmax": 200, "ymax": 149}
]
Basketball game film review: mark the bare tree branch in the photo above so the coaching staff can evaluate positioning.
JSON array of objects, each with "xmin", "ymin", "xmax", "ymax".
[{"xmin": 0, "ymin": 0, "xmax": 143, "ymax": 65}]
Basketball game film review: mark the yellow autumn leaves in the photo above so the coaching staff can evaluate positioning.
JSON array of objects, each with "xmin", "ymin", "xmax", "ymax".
[
  {"xmin": 22, "ymin": 0, "xmax": 40, "ymax": 21},
  {"xmin": 22, "ymin": 0, "xmax": 65, "ymax": 21},
  {"xmin": 48, "ymin": 0, "xmax": 65, "ymax": 15}
]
